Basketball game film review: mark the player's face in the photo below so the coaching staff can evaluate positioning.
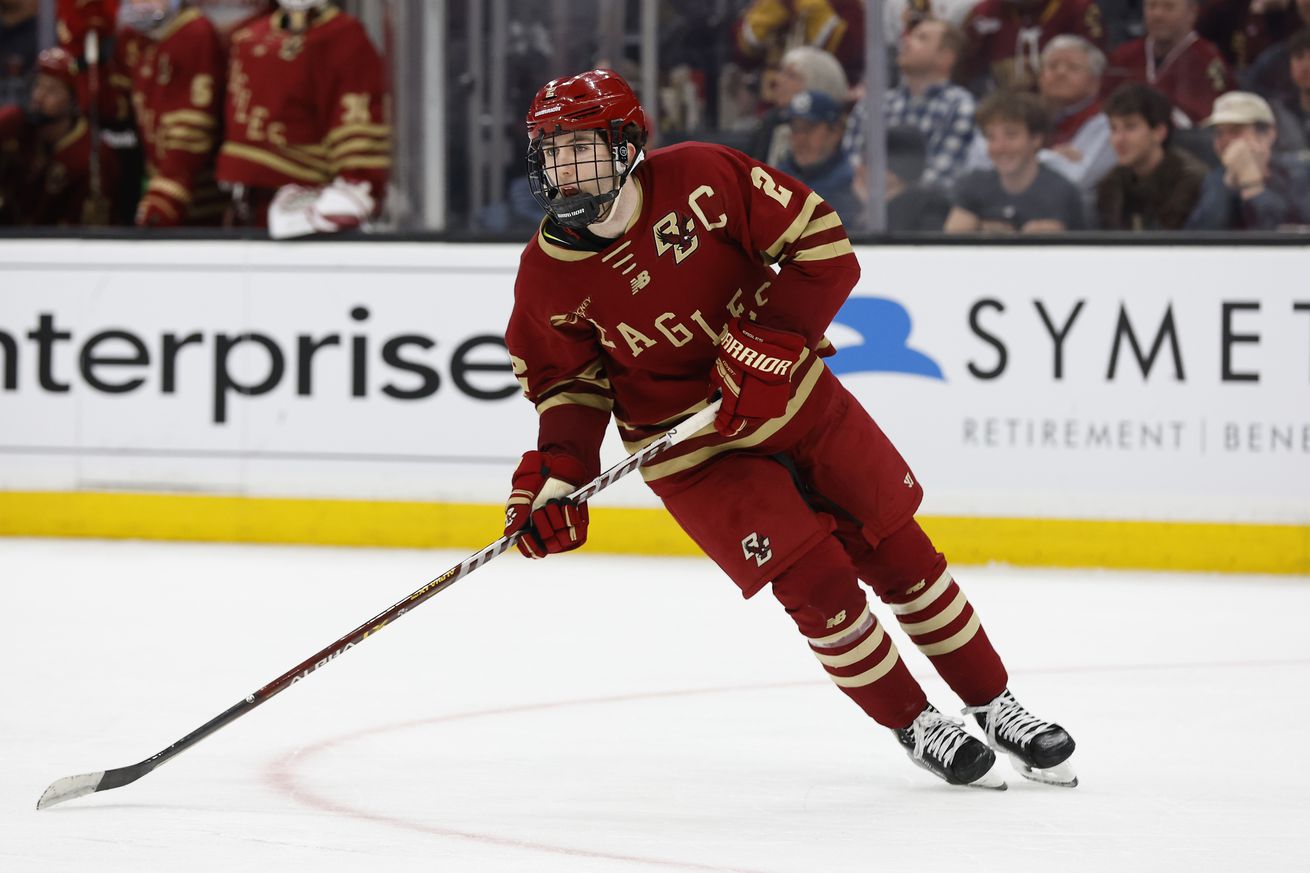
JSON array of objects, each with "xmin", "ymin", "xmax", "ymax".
[
  {"xmin": 788, "ymin": 118, "xmax": 844, "ymax": 169},
  {"xmin": 1109, "ymin": 113, "xmax": 1164, "ymax": 171},
  {"xmin": 541, "ymin": 130, "xmax": 614, "ymax": 199},
  {"xmin": 983, "ymin": 119, "xmax": 1043, "ymax": 175},
  {"xmin": 1040, "ymin": 47, "xmax": 1098, "ymax": 105},
  {"xmin": 1143, "ymin": 0, "xmax": 1196, "ymax": 44},
  {"xmin": 1290, "ymin": 49, "xmax": 1310, "ymax": 92},
  {"xmin": 30, "ymin": 74, "xmax": 72, "ymax": 121}
]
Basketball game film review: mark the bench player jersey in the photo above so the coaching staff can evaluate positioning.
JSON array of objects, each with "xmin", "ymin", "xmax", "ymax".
[
  {"xmin": 119, "ymin": 8, "xmax": 226, "ymax": 224},
  {"xmin": 506, "ymin": 141, "xmax": 860, "ymax": 483},
  {"xmin": 217, "ymin": 6, "xmax": 390, "ymax": 198}
]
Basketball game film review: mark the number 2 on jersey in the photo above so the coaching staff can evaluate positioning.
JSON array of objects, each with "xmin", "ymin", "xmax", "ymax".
[{"xmin": 750, "ymin": 167, "xmax": 793, "ymax": 208}]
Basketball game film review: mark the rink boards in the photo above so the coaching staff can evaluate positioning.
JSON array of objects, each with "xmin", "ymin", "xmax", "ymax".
[{"xmin": 1, "ymin": 239, "xmax": 1307, "ymax": 573}]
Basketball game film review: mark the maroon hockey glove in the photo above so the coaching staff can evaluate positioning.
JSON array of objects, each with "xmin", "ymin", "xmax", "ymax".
[
  {"xmin": 708, "ymin": 318, "xmax": 806, "ymax": 437},
  {"xmin": 504, "ymin": 450, "xmax": 590, "ymax": 558}
]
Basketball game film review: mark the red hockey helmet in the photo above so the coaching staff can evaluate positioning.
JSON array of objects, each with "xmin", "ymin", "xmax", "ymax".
[
  {"xmin": 525, "ymin": 69, "xmax": 650, "ymax": 228},
  {"xmin": 34, "ymin": 48, "xmax": 80, "ymax": 96}
]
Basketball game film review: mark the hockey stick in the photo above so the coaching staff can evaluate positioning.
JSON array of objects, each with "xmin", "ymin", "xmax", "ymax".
[{"xmin": 37, "ymin": 399, "xmax": 722, "ymax": 810}]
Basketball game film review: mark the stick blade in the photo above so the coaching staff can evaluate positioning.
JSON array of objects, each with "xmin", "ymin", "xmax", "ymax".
[{"xmin": 37, "ymin": 771, "xmax": 106, "ymax": 810}]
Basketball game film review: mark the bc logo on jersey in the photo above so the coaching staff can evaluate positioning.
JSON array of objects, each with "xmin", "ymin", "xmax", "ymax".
[
  {"xmin": 828, "ymin": 297, "xmax": 944, "ymax": 380},
  {"xmin": 741, "ymin": 532, "xmax": 773, "ymax": 567},
  {"xmin": 653, "ymin": 210, "xmax": 700, "ymax": 263}
]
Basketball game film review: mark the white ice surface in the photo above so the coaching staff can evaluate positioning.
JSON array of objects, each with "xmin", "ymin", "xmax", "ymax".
[{"xmin": 2, "ymin": 538, "xmax": 1308, "ymax": 873}]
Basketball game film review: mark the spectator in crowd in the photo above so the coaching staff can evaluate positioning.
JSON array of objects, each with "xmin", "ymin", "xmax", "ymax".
[
  {"xmin": 884, "ymin": 124, "xmax": 952, "ymax": 230},
  {"xmin": 735, "ymin": 0, "xmax": 865, "ymax": 87},
  {"xmin": 1186, "ymin": 90, "xmax": 1310, "ymax": 227},
  {"xmin": 118, "ymin": 0, "xmax": 226, "ymax": 226},
  {"xmin": 1096, "ymin": 83, "xmax": 1208, "ymax": 228},
  {"xmin": 749, "ymin": 44, "xmax": 849, "ymax": 167},
  {"xmin": 1269, "ymin": 27, "xmax": 1310, "ymax": 153},
  {"xmin": 961, "ymin": 0, "xmax": 1105, "ymax": 93},
  {"xmin": 1103, "ymin": 0, "xmax": 1236, "ymax": 125},
  {"xmin": 1239, "ymin": 0, "xmax": 1310, "ymax": 104},
  {"xmin": 885, "ymin": 18, "xmax": 976, "ymax": 189},
  {"xmin": 778, "ymin": 89, "xmax": 864, "ymax": 229},
  {"xmin": 0, "ymin": 47, "xmax": 117, "ymax": 225},
  {"xmin": 218, "ymin": 0, "xmax": 391, "ymax": 236},
  {"xmin": 946, "ymin": 89, "xmax": 1088, "ymax": 231},
  {"xmin": 1197, "ymin": 0, "xmax": 1303, "ymax": 74},
  {"xmin": 1038, "ymin": 35, "xmax": 1117, "ymax": 198},
  {"xmin": 0, "ymin": 0, "xmax": 37, "ymax": 108},
  {"xmin": 1100, "ymin": 0, "xmax": 1147, "ymax": 50}
]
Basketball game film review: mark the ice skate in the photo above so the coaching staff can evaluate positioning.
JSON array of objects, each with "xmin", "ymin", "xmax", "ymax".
[
  {"xmin": 964, "ymin": 690, "xmax": 1077, "ymax": 787},
  {"xmin": 894, "ymin": 704, "xmax": 1006, "ymax": 790}
]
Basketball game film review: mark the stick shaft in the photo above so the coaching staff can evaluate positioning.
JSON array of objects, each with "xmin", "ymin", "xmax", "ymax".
[{"xmin": 42, "ymin": 400, "xmax": 719, "ymax": 803}]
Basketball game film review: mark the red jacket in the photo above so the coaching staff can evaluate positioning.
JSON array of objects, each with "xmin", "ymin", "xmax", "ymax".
[
  {"xmin": 1103, "ymin": 33, "xmax": 1235, "ymax": 125},
  {"xmin": 963, "ymin": 0, "xmax": 1105, "ymax": 91}
]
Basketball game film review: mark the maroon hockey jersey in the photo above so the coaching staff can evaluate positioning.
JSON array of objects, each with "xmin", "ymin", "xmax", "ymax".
[
  {"xmin": 962, "ymin": 0, "xmax": 1105, "ymax": 91},
  {"xmin": 1103, "ymin": 33, "xmax": 1235, "ymax": 125},
  {"xmin": 506, "ymin": 142, "xmax": 859, "ymax": 485}
]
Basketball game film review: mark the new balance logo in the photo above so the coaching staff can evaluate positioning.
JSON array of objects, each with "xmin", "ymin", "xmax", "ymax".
[
  {"xmin": 741, "ymin": 532, "xmax": 772, "ymax": 567},
  {"xmin": 825, "ymin": 609, "xmax": 847, "ymax": 629}
]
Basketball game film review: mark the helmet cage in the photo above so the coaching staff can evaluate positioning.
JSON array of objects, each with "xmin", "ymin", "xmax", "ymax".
[{"xmin": 526, "ymin": 120, "xmax": 641, "ymax": 228}]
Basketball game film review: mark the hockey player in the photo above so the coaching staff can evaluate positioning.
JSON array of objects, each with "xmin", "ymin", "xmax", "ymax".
[
  {"xmin": 215, "ymin": 0, "xmax": 390, "ymax": 236},
  {"xmin": 116, "ymin": 0, "xmax": 226, "ymax": 225},
  {"xmin": 503, "ymin": 69, "xmax": 1078, "ymax": 790},
  {"xmin": 0, "ymin": 47, "xmax": 117, "ymax": 225}
]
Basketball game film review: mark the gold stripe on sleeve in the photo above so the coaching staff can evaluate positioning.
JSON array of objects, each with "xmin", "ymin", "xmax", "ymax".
[
  {"xmin": 635, "ymin": 354, "xmax": 823, "ymax": 481},
  {"xmin": 328, "ymin": 137, "xmax": 392, "ymax": 160},
  {"xmin": 334, "ymin": 156, "xmax": 393, "ymax": 172},
  {"xmin": 160, "ymin": 109, "xmax": 217, "ymax": 129},
  {"xmin": 535, "ymin": 392, "xmax": 615, "ymax": 415},
  {"xmin": 325, "ymin": 123, "xmax": 391, "ymax": 146},
  {"xmin": 763, "ymin": 190, "xmax": 822, "ymax": 262},
  {"xmin": 147, "ymin": 176, "xmax": 191, "ymax": 203},
  {"xmin": 220, "ymin": 142, "xmax": 329, "ymax": 184},
  {"xmin": 798, "ymin": 210, "xmax": 843, "ymax": 239},
  {"xmin": 791, "ymin": 238, "xmax": 854, "ymax": 262}
]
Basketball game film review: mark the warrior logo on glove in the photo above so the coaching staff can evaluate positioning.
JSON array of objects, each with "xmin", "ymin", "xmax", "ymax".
[{"xmin": 708, "ymin": 317, "xmax": 806, "ymax": 437}]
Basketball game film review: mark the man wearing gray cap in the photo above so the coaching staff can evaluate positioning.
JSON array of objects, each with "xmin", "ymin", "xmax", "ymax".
[{"xmin": 1186, "ymin": 91, "xmax": 1310, "ymax": 228}]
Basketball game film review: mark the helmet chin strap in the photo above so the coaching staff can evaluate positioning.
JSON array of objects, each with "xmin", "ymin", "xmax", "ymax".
[{"xmin": 549, "ymin": 187, "xmax": 620, "ymax": 229}]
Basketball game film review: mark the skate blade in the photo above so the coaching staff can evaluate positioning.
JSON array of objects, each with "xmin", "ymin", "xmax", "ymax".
[
  {"xmin": 1011, "ymin": 756, "xmax": 1078, "ymax": 787},
  {"xmin": 966, "ymin": 767, "xmax": 1008, "ymax": 791}
]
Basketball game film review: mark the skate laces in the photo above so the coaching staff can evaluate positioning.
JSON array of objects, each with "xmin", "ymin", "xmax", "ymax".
[
  {"xmin": 964, "ymin": 692, "xmax": 1050, "ymax": 749},
  {"xmin": 907, "ymin": 709, "xmax": 970, "ymax": 765}
]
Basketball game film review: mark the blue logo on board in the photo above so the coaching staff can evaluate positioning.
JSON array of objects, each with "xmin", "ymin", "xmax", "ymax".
[{"xmin": 828, "ymin": 297, "xmax": 943, "ymax": 380}]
